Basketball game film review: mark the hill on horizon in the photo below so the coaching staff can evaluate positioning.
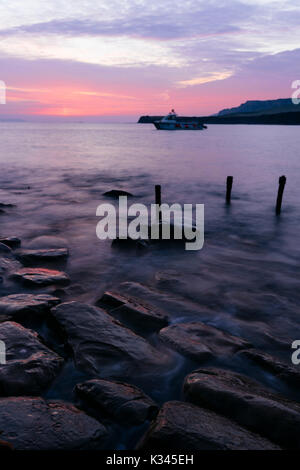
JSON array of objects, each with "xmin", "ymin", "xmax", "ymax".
[{"xmin": 217, "ymin": 98, "xmax": 299, "ymax": 116}]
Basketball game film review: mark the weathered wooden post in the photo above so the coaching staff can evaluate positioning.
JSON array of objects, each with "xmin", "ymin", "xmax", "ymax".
[
  {"xmin": 276, "ymin": 175, "xmax": 286, "ymax": 215},
  {"xmin": 226, "ymin": 176, "xmax": 233, "ymax": 204},
  {"xmin": 155, "ymin": 184, "xmax": 162, "ymax": 225}
]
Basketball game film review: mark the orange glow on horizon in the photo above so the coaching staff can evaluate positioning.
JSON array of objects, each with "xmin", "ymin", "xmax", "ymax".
[{"xmin": 4, "ymin": 77, "xmax": 269, "ymax": 118}]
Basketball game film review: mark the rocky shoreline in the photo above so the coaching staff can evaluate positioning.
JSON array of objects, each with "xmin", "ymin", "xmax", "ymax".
[{"xmin": 0, "ymin": 211, "xmax": 300, "ymax": 450}]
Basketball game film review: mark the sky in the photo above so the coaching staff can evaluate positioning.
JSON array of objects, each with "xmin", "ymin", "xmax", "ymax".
[{"xmin": 0, "ymin": 0, "xmax": 299, "ymax": 120}]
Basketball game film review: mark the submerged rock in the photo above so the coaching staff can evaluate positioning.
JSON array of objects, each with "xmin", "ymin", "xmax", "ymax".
[
  {"xmin": 0, "ymin": 397, "xmax": 108, "ymax": 450},
  {"xmin": 0, "ymin": 203, "xmax": 15, "ymax": 208},
  {"xmin": 75, "ymin": 379, "xmax": 158, "ymax": 425},
  {"xmin": 12, "ymin": 267, "xmax": 70, "ymax": 286},
  {"xmin": 103, "ymin": 190, "xmax": 133, "ymax": 198},
  {"xmin": 0, "ymin": 321, "xmax": 63, "ymax": 395},
  {"xmin": 0, "ymin": 237, "xmax": 21, "ymax": 248},
  {"xmin": 16, "ymin": 248, "xmax": 68, "ymax": 265},
  {"xmin": 50, "ymin": 302, "xmax": 167, "ymax": 375},
  {"xmin": 26, "ymin": 236, "xmax": 68, "ymax": 249},
  {"xmin": 137, "ymin": 401, "xmax": 279, "ymax": 450},
  {"xmin": 183, "ymin": 368, "xmax": 300, "ymax": 449},
  {"xmin": 238, "ymin": 348, "xmax": 300, "ymax": 388},
  {"xmin": 0, "ymin": 293, "xmax": 60, "ymax": 320},
  {"xmin": 159, "ymin": 322, "xmax": 251, "ymax": 362},
  {"xmin": 111, "ymin": 237, "xmax": 149, "ymax": 251},
  {"xmin": 98, "ymin": 291, "xmax": 169, "ymax": 331},
  {"xmin": 0, "ymin": 243, "xmax": 12, "ymax": 255}
]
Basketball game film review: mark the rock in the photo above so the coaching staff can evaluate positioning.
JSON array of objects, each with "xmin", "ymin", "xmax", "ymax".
[
  {"xmin": 75, "ymin": 379, "xmax": 158, "ymax": 425},
  {"xmin": 0, "ymin": 243, "xmax": 12, "ymax": 255},
  {"xmin": 103, "ymin": 190, "xmax": 133, "ymax": 198},
  {"xmin": 0, "ymin": 439, "xmax": 12, "ymax": 450},
  {"xmin": 50, "ymin": 302, "xmax": 168, "ymax": 375},
  {"xmin": 159, "ymin": 322, "xmax": 251, "ymax": 362},
  {"xmin": 137, "ymin": 401, "xmax": 279, "ymax": 450},
  {"xmin": 98, "ymin": 291, "xmax": 128, "ymax": 309},
  {"xmin": 0, "ymin": 203, "xmax": 15, "ymax": 208},
  {"xmin": 112, "ymin": 237, "xmax": 149, "ymax": 251},
  {"xmin": 0, "ymin": 293, "xmax": 60, "ymax": 320},
  {"xmin": 26, "ymin": 236, "xmax": 68, "ymax": 249},
  {"xmin": 16, "ymin": 248, "xmax": 69, "ymax": 265},
  {"xmin": 183, "ymin": 368, "xmax": 300, "ymax": 449},
  {"xmin": 0, "ymin": 397, "xmax": 108, "ymax": 449},
  {"xmin": 0, "ymin": 321, "xmax": 63, "ymax": 395},
  {"xmin": 98, "ymin": 291, "xmax": 169, "ymax": 331},
  {"xmin": 12, "ymin": 268, "xmax": 70, "ymax": 286},
  {"xmin": 0, "ymin": 237, "xmax": 21, "ymax": 248},
  {"xmin": 238, "ymin": 349, "xmax": 300, "ymax": 388}
]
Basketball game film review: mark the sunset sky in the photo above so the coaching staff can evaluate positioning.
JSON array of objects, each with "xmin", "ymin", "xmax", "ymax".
[{"xmin": 0, "ymin": 0, "xmax": 300, "ymax": 120}]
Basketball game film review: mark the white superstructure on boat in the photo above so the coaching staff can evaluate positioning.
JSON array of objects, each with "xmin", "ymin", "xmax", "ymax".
[{"xmin": 153, "ymin": 110, "xmax": 207, "ymax": 130}]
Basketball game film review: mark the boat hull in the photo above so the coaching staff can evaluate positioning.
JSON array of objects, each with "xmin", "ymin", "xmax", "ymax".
[{"xmin": 154, "ymin": 121, "xmax": 205, "ymax": 130}]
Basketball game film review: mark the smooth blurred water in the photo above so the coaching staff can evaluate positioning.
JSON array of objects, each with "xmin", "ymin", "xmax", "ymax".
[{"xmin": 0, "ymin": 122, "xmax": 299, "ymax": 407}]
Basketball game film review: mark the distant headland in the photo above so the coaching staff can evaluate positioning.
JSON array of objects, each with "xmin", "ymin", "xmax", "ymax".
[{"xmin": 138, "ymin": 98, "xmax": 300, "ymax": 125}]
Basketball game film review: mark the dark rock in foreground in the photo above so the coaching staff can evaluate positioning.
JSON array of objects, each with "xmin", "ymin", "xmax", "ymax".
[
  {"xmin": 50, "ymin": 302, "xmax": 168, "ymax": 375},
  {"xmin": 16, "ymin": 248, "xmax": 69, "ymax": 265},
  {"xmin": 137, "ymin": 401, "xmax": 279, "ymax": 450},
  {"xmin": 99, "ymin": 291, "xmax": 129, "ymax": 309},
  {"xmin": 0, "ymin": 397, "xmax": 108, "ymax": 450},
  {"xmin": 159, "ymin": 322, "xmax": 251, "ymax": 362},
  {"xmin": 12, "ymin": 267, "xmax": 70, "ymax": 286},
  {"xmin": 98, "ymin": 291, "xmax": 169, "ymax": 331},
  {"xmin": 238, "ymin": 348, "xmax": 300, "ymax": 388},
  {"xmin": 183, "ymin": 368, "xmax": 300, "ymax": 449},
  {"xmin": 0, "ymin": 237, "xmax": 21, "ymax": 248},
  {"xmin": 0, "ymin": 321, "xmax": 63, "ymax": 395},
  {"xmin": 0, "ymin": 293, "xmax": 60, "ymax": 320},
  {"xmin": 75, "ymin": 379, "xmax": 158, "ymax": 425},
  {"xmin": 0, "ymin": 439, "xmax": 12, "ymax": 450},
  {"xmin": 103, "ymin": 190, "xmax": 133, "ymax": 198}
]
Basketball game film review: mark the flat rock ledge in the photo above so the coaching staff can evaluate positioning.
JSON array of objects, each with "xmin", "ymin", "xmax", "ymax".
[
  {"xmin": 137, "ymin": 401, "xmax": 279, "ymax": 450},
  {"xmin": 12, "ymin": 267, "xmax": 70, "ymax": 286},
  {"xmin": 0, "ymin": 397, "xmax": 108, "ymax": 450},
  {"xmin": 183, "ymin": 368, "xmax": 300, "ymax": 449},
  {"xmin": 75, "ymin": 379, "xmax": 158, "ymax": 425},
  {"xmin": 0, "ymin": 293, "xmax": 60, "ymax": 320},
  {"xmin": 98, "ymin": 291, "xmax": 169, "ymax": 331},
  {"xmin": 0, "ymin": 321, "xmax": 63, "ymax": 395},
  {"xmin": 16, "ymin": 248, "xmax": 69, "ymax": 265},
  {"xmin": 50, "ymin": 301, "xmax": 169, "ymax": 376},
  {"xmin": 238, "ymin": 348, "xmax": 300, "ymax": 389},
  {"xmin": 159, "ymin": 321, "xmax": 251, "ymax": 362}
]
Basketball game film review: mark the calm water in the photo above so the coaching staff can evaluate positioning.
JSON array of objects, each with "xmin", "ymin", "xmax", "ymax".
[{"xmin": 0, "ymin": 122, "xmax": 299, "ymax": 441}]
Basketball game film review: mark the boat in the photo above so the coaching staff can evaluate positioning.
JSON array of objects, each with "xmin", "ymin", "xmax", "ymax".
[{"xmin": 153, "ymin": 110, "xmax": 207, "ymax": 130}]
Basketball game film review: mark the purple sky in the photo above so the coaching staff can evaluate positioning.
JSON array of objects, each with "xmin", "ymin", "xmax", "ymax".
[{"xmin": 0, "ymin": 0, "xmax": 299, "ymax": 120}]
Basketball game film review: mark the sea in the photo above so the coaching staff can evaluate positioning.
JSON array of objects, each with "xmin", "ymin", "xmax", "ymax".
[{"xmin": 0, "ymin": 122, "xmax": 299, "ymax": 447}]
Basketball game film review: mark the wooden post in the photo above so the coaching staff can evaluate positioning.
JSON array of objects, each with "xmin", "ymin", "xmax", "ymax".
[
  {"xmin": 226, "ymin": 176, "xmax": 233, "ymax": 204},
  {"xmin": 155, "ymin": 185, "xmax": 162, "ymax": 225},
  {"xmin": 276, "ymin": 175, "xmax": 286, "ymax": 215}
]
